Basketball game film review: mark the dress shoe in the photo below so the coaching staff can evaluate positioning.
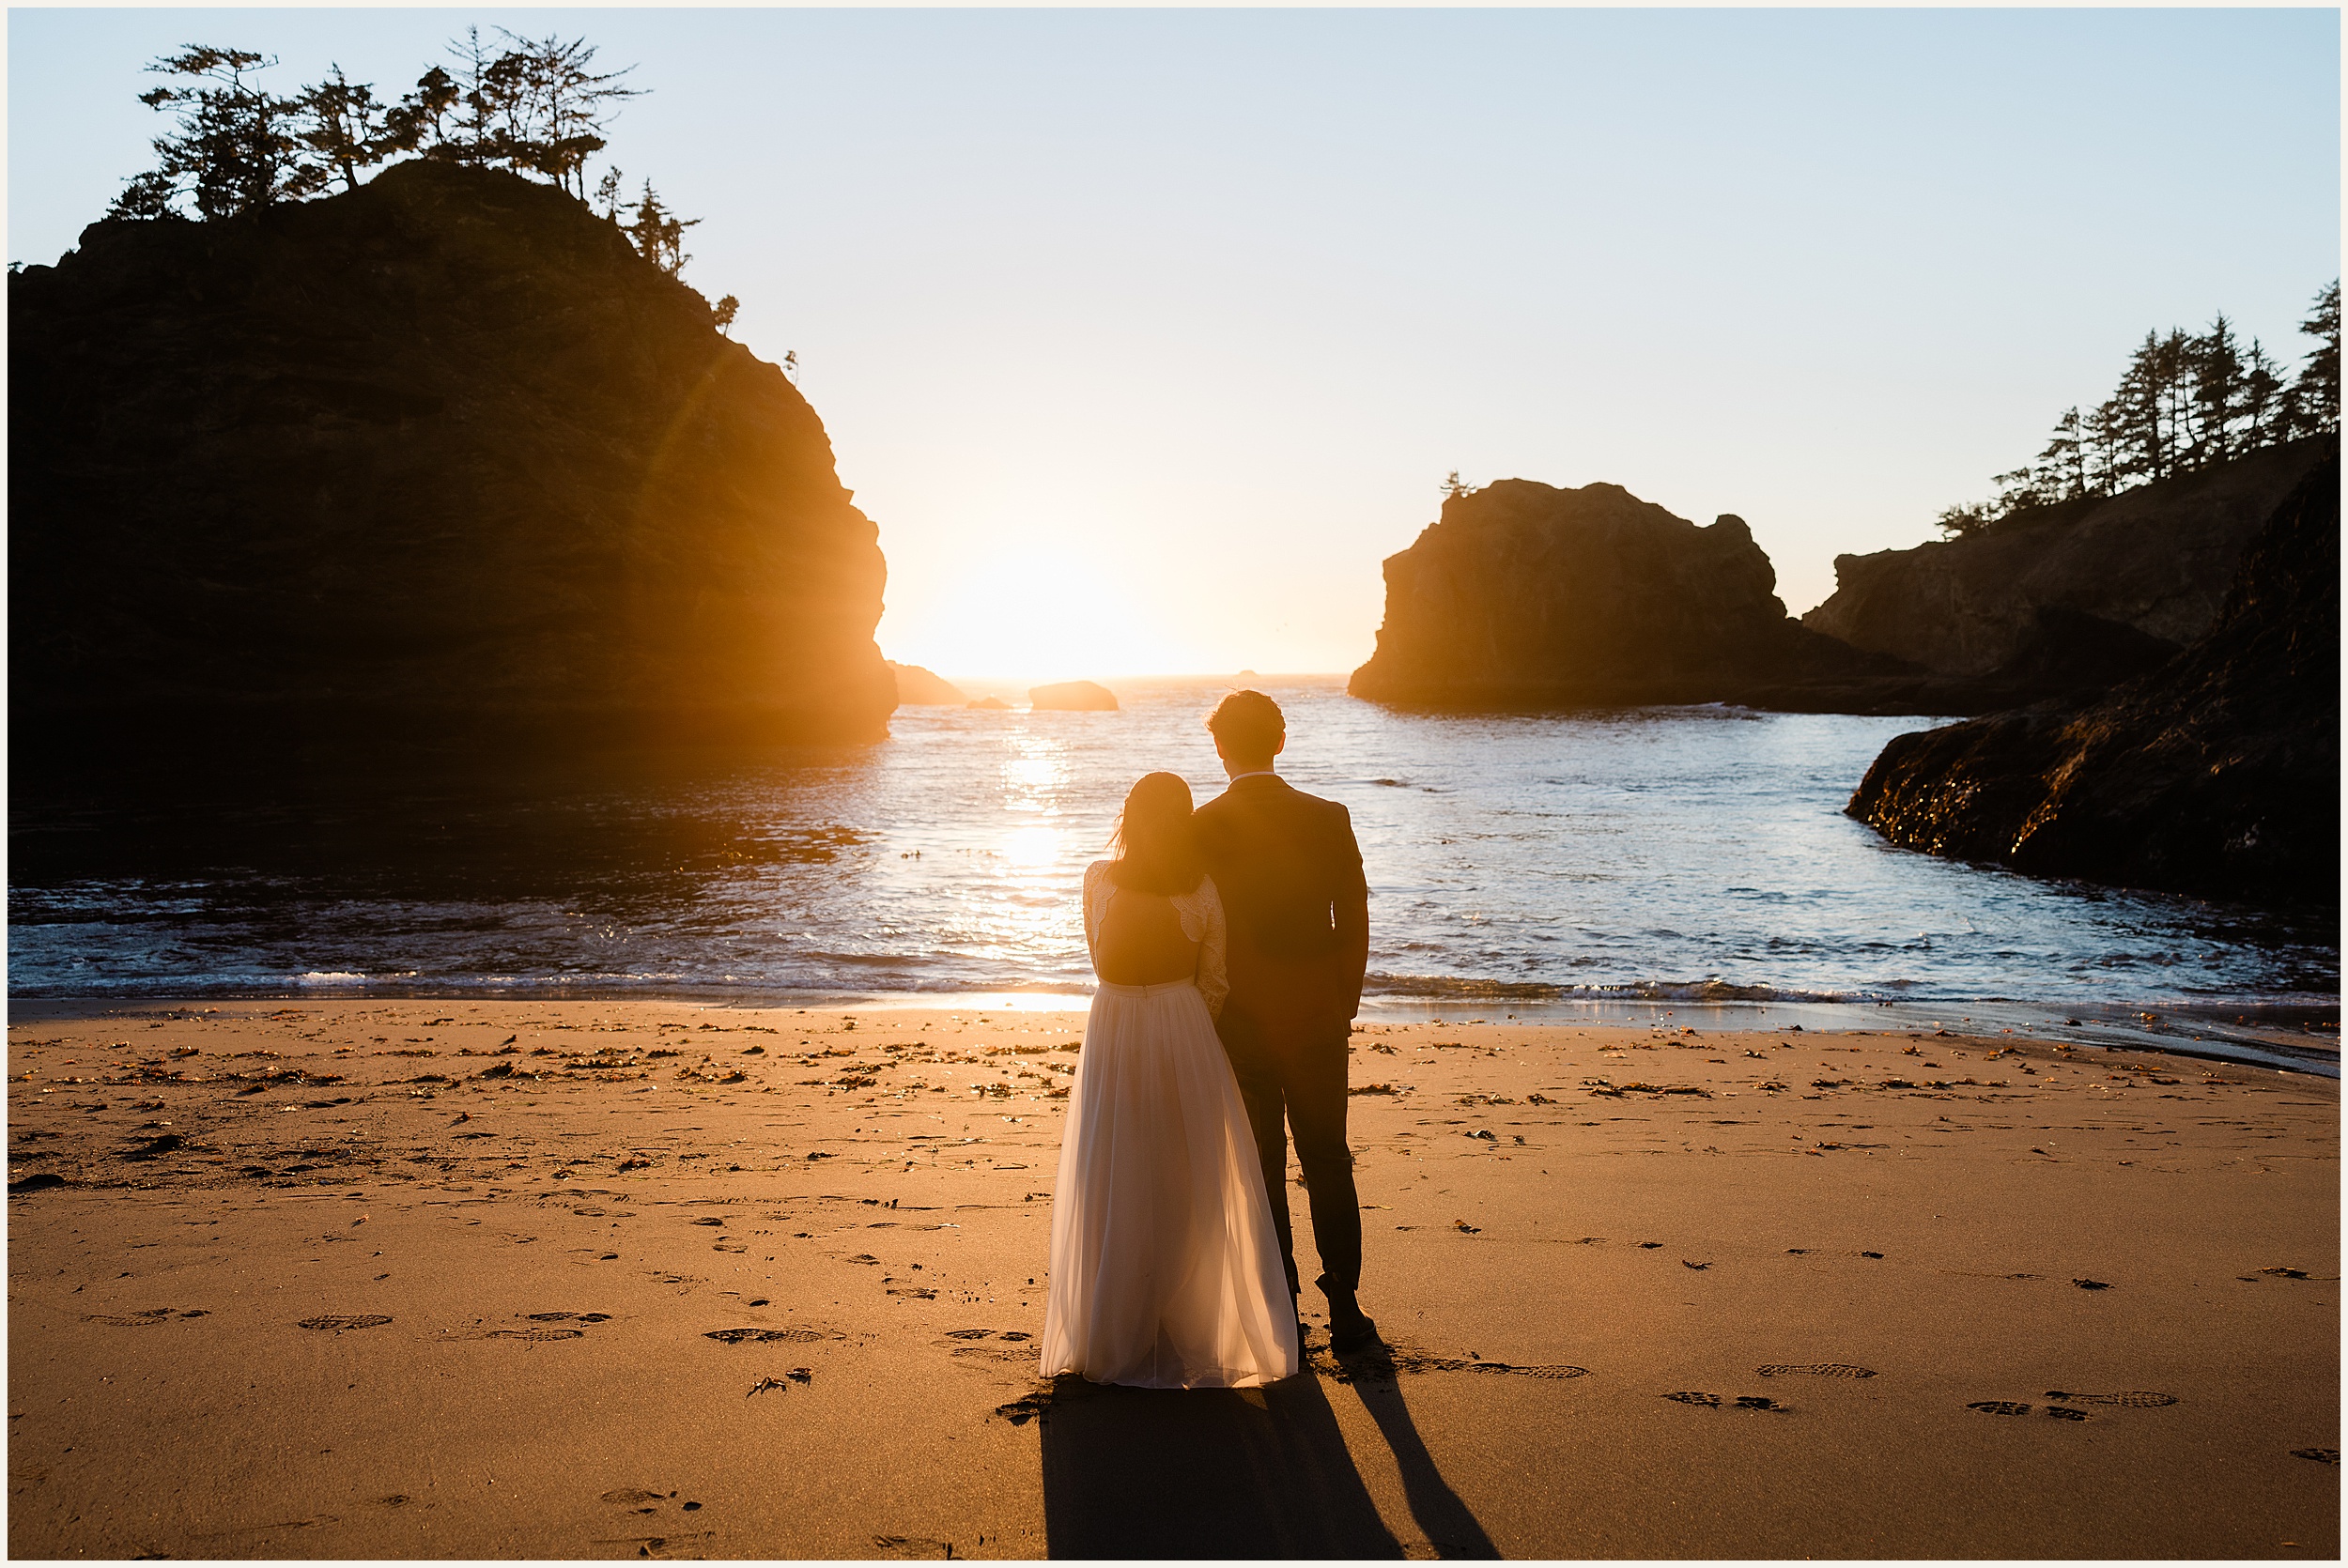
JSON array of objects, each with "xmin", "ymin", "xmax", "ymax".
[
  {"xmin": 1318, "ymin": 1276, "xmax": 1381, "ymax": 1351},
  {"xmin": 1328, "ymin": 1304, "xmax": 1380, "ymax": 1352}
]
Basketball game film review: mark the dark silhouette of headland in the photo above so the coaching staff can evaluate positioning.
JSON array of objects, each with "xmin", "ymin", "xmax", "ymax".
[
  {"xmin": 1346, "ymin": 481, "xmax": 1918, "ymax": 714},
  {"xmin": 1806, "ymin": 438, "xmax": 2337, "ymax": 709},
  {"xmin": 1848, "ymin": 453, "xmax": 2340, "ymax": 906},
  {"xmin": 11, "ymin": 38, "xmax": 892, "ymax": 759}
]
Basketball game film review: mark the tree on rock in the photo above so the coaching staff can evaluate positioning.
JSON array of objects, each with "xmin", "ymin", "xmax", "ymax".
[
  {"xmin": 626, "ymin": 180, "xmax": 699, "ymax": 275},
  {"xmin": 301, "ymin": 65, "xmax": 406, "ymax": 192},
  {"xmin": 124, "ymin": 45, "xmax": 319, "ymax": 220},
  {"xmin": 2292, "ymin": 281, "xmax": 2340, "ymax": 438},
  {"xmin": 385, "ymin": 66, "xmax": 459, "ymax": 156},
  {"xmin": 1937, "ymin": 283, "xmax": 2342, "ymax": 537}
]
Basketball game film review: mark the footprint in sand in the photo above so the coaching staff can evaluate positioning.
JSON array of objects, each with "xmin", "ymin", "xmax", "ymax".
[
  {"xmin": 1315, "ymin": 1340, "xmax": 1589, "ymax": 1383},
  {"xmin": 872, "ymin": 1533, "xmax": 957, "ymax": 1559},
  {"xmin": 2046, "ymin": 1390, "xmax": 2177, "ymax": 1408},
  {"xmin": 83, "ymin": 1308, "xmax": 208, "ymax": 1326},
  {"xmin": 592, "ymin": 1530, "xmax": 713, "ymax": 1557},
  {"xmin": 1968, "ymin": 1400, "xmax": 2032, "ymax": 1416},
  {"xmin": 705, "ymin": 1327, "xmax": 830, "ymax": 1344},
  {"xmin": 746, "ymin": 1371, "xmax": 812, "ymax": 1398},
  {"xmin": 2292, "ymin": 1448, "xmax": 2339, "ymax": 1465},
  {"xmin": 1757, "ymin": 1363, "xmax": 1875, "ymax": 1378},
  {"xmin": 486, "ymin": 1327, "xmax": 583, "ymax": 1341},
  {"xmin": 1662, "ymin": 1391, "xmax": 1784, "ymax": 1411},
  {"xmin": 298, "ymin": 1314, "xmax": 393, "ymax": 1332},
  {"xmin": 993, "ymin": 1392, "xmax": 1052, "ymax": 1425}
]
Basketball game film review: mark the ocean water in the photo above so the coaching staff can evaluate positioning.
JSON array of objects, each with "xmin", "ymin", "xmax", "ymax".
[{"xmin": 8, "ymin": 677, "xmax": 2337, "ymax": 1061}]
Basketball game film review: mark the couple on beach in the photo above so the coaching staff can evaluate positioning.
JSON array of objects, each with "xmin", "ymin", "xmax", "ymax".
[{"xmin": 1039, "ymin": 690, "xmax": 1376, "ymax": 1389}]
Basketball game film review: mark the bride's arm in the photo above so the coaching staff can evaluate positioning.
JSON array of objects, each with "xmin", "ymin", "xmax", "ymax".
[
  {"xmin": 1196, "ymin": 878, "xmax": 1230, "ymax": 1020},
  {"xmin": 1081, "ymin": 861, "xmax": 1111, "ymax": 976}
]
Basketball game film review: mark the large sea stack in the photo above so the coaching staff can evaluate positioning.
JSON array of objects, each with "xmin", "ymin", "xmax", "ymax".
[
  {"xmin": 1348, "ymin": 480, "xmax": 1907, "ymax": 711},
  {"xmin": 1846, "ymin": 455, "xmax": 2340, "ymax": 905},
  {"xmin": 1804, "ymin": 438, "xmax": 2334, "ymax": 706},
  {"xmin": 9, "ymin": 161, "xmax": 895, "ymax": 753}
]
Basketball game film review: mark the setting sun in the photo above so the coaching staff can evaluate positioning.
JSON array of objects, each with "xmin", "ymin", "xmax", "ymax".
[{"xmin": 880, "ymin": 546, "xmax": 1202, "ymax": 683}]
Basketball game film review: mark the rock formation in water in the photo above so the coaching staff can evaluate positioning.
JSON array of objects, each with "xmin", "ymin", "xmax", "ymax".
[
  {"xmin": 1348, "ymin": 480, "xmax": 1912, "ymax": 712},
  {"xmin": 966, "ymin": 696, "xmax": 1012, "ymax": 712},
  {"xmin": 1029, "ymin": 680, "xmax": 1120, "ymax": 712},
  {"xmin": 9, "ymin": 161, "xmax": 895, "ymax": 752},
  {"xmin": 1804, "ymin": 439, "xmax": 2335, "ymax": 705},
  {"xmin": 888, "ymin": 662, "xmax": 966, "ymax": 705},
  {"xmin": 1846, "ymin": 455, "xmax": 2340, "ymax": 905}
]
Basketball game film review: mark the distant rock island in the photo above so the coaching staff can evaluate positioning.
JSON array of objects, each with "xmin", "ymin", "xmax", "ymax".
[
  {"xmin": 1029, "ymin": 681, "xmax": 1119, "ymax": 712},
  {"xmin": 1847, "ymin": 454, "xmax": 2339, "ymax": 905},
  {"xmin": 888, "ymin": 662, "xmax": 966, "ymax": 705},
  {"xmin": 1804, "ymin": 438, "xmax": 2335, "ymax": 708},
  {"xmin": 9, "ymin": 161, "xmax": 895, "ymax": 752},
  {"xmin": 1347, "ymin": 481, "xmax": 1909, "ymax": 713}
]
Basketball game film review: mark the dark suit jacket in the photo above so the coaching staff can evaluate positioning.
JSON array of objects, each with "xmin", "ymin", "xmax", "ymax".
[{"xmin": 1194, "ymin": 773, "xmax": 1369, "ymax": 1047}]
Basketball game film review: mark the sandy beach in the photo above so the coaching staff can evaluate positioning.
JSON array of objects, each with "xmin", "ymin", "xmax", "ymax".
[{"xmin": 6, "ymin": 999, "xmax": 2337, "ymax": 1559}]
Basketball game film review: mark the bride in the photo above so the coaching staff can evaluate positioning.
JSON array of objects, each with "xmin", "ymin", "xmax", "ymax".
[{"xmin": 1039, "ymin": 771, "xmax": 1302, "ymax": 1389}]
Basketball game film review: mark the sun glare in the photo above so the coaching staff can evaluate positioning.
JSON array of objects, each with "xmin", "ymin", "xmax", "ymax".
[{"xmin": 881, "ymin": 549, "xmax": 1197, "ymax": 683}]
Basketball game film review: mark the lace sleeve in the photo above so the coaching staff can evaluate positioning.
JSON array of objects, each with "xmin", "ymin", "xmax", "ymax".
[
  {"xmin": 1188, "ymin": 877, "xmax": 1230, "ymax": 1020},
  {"xmin": 1081, "ymin": 861, "xmax": 1115, "ymax": 975}
]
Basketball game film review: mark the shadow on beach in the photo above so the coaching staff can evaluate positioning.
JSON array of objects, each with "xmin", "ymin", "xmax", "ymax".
[{"xmin": 1039, "ymin": 1364, "xmax": 1498, "ymax": 1559}]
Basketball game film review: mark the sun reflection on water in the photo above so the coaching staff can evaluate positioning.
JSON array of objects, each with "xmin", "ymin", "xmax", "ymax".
[
  {"xmin": 975, "ymin": 729, "xmax": 1086, "ymax": 963},
  {"xmin": 1001, "ymin": 821, "xmax": 1063, "ymax": 871}
]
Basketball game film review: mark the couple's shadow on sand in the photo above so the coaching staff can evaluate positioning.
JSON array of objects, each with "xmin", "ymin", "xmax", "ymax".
[{"xmin": 1039, "ymin": 1354, "xmax": 1500, "ymax": 1559}]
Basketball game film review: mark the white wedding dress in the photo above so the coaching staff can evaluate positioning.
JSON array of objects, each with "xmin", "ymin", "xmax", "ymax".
[{"xmin": 1039, "ymin": 862, "xmax": 1302, "ymax": 1389}]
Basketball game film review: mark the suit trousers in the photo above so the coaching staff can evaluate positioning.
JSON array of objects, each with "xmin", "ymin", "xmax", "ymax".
[{"xmin": 1220, "ymin": 1019, "xmax": 1362, "ymax": 1299}]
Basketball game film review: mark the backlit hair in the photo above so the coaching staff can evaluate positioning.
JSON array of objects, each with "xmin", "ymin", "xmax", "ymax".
[
  {"xmin": 1205, "ymin": 688, "xmax": 1284, "ymax": 762},
  {"xmin": 1108, "ymin": 771, "xmax": 1203, "ymax": 895}
]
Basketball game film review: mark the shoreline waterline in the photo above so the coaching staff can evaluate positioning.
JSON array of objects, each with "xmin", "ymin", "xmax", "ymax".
[{"xmin": 11, "ymin": 987, "xmax": 2337, "ymax": 1077}]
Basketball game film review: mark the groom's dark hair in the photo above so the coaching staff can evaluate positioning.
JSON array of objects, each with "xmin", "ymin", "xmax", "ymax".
[{"xmin": 1206, "ymin": 689, "xmax": 1284, "ymax": 761}]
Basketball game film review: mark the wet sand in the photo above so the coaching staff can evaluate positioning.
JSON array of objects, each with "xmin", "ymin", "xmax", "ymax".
[{"xmin": 7, "ymin": 999, "xmax": 2338, "ymax": 1559}]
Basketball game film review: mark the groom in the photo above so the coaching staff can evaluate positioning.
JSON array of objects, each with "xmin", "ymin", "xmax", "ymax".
[{"xmin": 1194, "ymin": 690, "xmax": 1379, "ymax": 1352}]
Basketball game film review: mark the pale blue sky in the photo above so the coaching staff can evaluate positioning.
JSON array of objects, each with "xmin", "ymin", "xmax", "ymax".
[{"xmin": 10, "ymin": 8, "xmax": 2340, "ymax": 678}]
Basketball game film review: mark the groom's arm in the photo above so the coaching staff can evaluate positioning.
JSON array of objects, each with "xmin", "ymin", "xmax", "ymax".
[{"xmin": 1332, "ymin": 806, "xmax": 1369, "ymax": 1021}]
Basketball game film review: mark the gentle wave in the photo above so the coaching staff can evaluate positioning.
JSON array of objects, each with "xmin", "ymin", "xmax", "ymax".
[{"xmin": 8, "ymin": 678, "xmax": 2335, "ymax": 1030}]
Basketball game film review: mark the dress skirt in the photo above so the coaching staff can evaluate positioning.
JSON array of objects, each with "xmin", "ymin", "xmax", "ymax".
[{"xmin": 1040, "ymin": 978, "xmax": 1302, "ymax": 1389}]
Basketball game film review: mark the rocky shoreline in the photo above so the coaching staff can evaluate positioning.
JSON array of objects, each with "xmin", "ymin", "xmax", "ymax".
[{"xmin": 1846, "ymin": 455, "xmax": 2340, "ymax": 906}]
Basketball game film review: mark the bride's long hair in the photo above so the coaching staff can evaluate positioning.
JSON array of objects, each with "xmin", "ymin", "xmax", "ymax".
[{"xmin": 1108, "ymin": 772, "xmax": 1204, "ymax": 895}]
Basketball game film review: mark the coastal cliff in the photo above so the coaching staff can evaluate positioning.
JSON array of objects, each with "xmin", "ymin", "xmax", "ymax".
[
  {"xmin": 9, "ymin": 161, "xmax": 895, "ymax": 751},
  {"xmin": 1348, "ymin": 480, "xmax": 1908, "ymax": 711},
  {"xmin": 1804, "ymin": 438, "xmax": 2335, "ymax": 701},
  {"xmin": 1846, "ymin": 455, "xmax": 2340, "ymax": 905}
]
